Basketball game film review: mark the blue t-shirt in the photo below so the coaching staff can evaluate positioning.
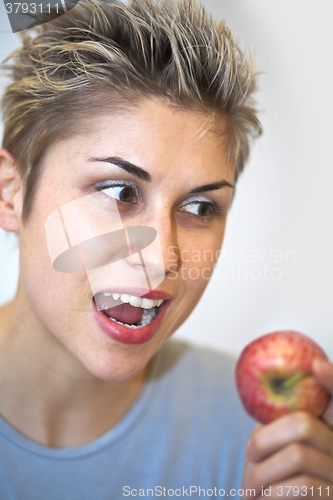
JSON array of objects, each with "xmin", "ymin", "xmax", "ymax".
[{"xmin": 0, "ymin": 339, "xmax": 255, "ymax": 500}]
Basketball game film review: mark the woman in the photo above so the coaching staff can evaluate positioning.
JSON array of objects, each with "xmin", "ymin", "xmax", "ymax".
[{"xmin": 0, "ymin": 0, "xmax": 331, "ymax": 498}]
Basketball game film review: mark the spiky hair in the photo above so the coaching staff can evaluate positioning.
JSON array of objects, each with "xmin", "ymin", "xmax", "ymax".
[{"xmin": 1, "ymin": 0, "xmax": 261, "ymax": 222}]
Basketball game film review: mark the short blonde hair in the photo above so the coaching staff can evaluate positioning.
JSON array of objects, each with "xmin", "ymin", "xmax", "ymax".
[{"xmin": 1, "ymin": 0, "xmax": 261, "ymax": 222}]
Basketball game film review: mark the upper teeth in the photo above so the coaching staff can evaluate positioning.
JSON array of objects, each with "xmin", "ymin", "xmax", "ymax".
[{"xmin": 102, "ymin": 292, "xmax": 164, "ymax": 309}]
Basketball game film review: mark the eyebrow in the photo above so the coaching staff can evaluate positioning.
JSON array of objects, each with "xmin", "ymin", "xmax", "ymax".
[
  {"xmin": 89, "ymin": 156, "xmax": 151, "ymax": 182},
  {"xmin": 188, "ymin": 181, "xmax": 234, "ymax": 193},
  {"xmin": 88, "ymin": 155, "xmax": 234, "ymax": 192}
]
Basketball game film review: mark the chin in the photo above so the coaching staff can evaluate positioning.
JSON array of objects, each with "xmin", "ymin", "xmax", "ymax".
[{"xmin": 75, "ymin": 346, "xmax": 151, "ymax": 383}]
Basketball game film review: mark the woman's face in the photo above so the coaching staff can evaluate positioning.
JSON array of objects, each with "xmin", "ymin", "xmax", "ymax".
[{"xmin": 17, "ymin": 99, "xmax": 235, "ymax": 381}]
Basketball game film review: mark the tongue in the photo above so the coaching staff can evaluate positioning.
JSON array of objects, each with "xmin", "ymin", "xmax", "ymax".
[{"xmin": 104, "ymin": 303, "xmax": 143, "ymax": 325}]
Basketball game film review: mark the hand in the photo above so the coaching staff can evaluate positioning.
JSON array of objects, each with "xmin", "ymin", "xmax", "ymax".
[{"xmin": 241, "ymin": 358, "xmax": 333, "ymax": 499}]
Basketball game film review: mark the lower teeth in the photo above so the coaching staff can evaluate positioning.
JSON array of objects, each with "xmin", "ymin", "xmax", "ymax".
[{"xmin": 104, "ymin": 307, "xmax": 158, "ymax": 329}]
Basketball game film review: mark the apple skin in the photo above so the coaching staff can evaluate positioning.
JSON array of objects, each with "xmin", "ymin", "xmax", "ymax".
[{"xmin": 235, "ymin": 330, "xmax": 331, "ymax": 424}]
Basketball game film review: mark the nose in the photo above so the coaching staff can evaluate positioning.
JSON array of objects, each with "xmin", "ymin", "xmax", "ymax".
[{"xmin": 125, "ymin": 213, "xmax": 179, "ymax": 287}]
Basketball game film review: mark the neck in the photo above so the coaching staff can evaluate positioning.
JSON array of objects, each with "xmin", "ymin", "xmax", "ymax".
[{"xmin": 0, "ymin": 285, "xmax": 149, "ymax": 448}]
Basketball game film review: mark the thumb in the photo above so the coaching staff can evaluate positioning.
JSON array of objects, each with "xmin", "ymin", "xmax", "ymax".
[
  {"xmin": 310, "ymin": 358, "xmax": 333, "ymax": 427},
  {"xmin": 311, "ymin": 358, "xmax": 333, "ymax": 394}
]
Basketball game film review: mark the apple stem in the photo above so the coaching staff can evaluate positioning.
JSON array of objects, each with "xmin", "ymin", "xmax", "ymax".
[{"xmin": 283, "ymin": 371, "xmax": 309, "ymax": 388}]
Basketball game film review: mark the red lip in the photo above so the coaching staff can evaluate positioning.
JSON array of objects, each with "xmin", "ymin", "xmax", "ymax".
[{"xmin": 92, "ymin": 296, "xmax": 171, "ymax": 345}]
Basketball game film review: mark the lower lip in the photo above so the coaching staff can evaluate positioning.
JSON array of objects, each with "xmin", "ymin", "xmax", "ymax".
[{"xmin": 92, "ymin": 298, "xmax": 171, "ymax": 345}]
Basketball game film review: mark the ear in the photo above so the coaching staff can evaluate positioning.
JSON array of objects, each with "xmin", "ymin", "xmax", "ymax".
[{"xmin": 0, "ymin": 148, "xmax": 23, "ymax": 233}]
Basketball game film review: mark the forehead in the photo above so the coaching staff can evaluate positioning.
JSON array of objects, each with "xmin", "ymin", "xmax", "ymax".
[{"xmin": 44, "ymin": 98, "xmax": 235, "ymax": 184}]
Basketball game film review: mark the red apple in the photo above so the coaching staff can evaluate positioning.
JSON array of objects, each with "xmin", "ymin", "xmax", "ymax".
[{"xmin": 235, "ymin": 330, "xmax": 331, "ymax": 424}]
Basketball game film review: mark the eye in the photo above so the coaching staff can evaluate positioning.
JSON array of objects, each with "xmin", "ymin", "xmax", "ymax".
[
  {"xmin": 100, "ymin": 184, "xmax": 138, "ymax": 204},
  {"xmin": 185, "ymin": 202, "xmax": 213, "ymax": 217},
  {"xmin": 179, "ymin": 200, "xmax": 220, "ymax": 220}
]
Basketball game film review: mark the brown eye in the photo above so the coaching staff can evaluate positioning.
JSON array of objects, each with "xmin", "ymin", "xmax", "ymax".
[
  {"xmin": 179, "ymin": 200, "xmax": 217, "ymax": 220},
  {"xmin": 118, "ymin": 187, "xmax": 134, "ymax": 202},
  {"xmin": 198, "ymin": 203, "xmax": 211, "ymax": 217},
  {"xmin": 101, "ymin": 185, "xmax": 138, "ymax": 203}
]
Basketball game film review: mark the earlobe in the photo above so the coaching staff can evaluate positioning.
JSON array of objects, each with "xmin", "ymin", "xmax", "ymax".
[{"xmin": 0, "ymin": 148, "xmax": 23, "ymax": 233}]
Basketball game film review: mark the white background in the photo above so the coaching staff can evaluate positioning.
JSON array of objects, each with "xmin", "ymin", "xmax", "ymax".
[{"xmin": 0, "ymin": 0, "xmax": 332, "ymax": 359}]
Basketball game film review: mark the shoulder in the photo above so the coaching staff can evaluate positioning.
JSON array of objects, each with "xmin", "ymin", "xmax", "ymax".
[
  {"xmin": 145, "ymin": 337, "xmax": 255, "ymax": 478},
  {"xmin": 151, "ymin": 338, "xmax": 254, "ymax": 427},
  {"xmin": 155, "ymin": 337, "xmax": 239, "ymax": 390}
]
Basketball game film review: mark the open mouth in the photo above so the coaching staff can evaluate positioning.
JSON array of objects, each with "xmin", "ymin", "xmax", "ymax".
[{"xmin": 93, "ymin": 292, "xmax": 165, "ymax": 329}]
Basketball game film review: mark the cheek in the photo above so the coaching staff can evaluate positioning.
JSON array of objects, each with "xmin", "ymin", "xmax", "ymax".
[
  {"xmin": 20, "ymin": 234, "xmax": 65, "ymax": 315},
  {"xmin": 18, "ymin": 208, "xmax": 86, "ymax": 323},
  {"xmin": 180, "ymin": 229, "xmax": 225, "ymax": 287}
]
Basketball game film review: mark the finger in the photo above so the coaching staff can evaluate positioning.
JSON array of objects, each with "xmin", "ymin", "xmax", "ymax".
[
  {"xmin": 244, "ymin": 475, "xmax": 332, "ymax": 500},
  {"xmin": 310, "ymin": 358, "xmax": 333, "ymax": 427},
  {"xmin": 242, "ymin": 442, "xmax": 332, "ymax": 493},
  {"xmin": 320, "ymin": 399, "xmax": 333, "ymax": 428},
  {"xmin": 242, "ymin": 422, "xmax": 264, "ymax": 487},
  {"xmin": 245, "ymin": 411, "xmax": 333, "ymax": 462},
  {"xmin": 311, "ymin": 358, "xmax": 333, "ymax": 394},
  {"xmin": 242, "ymin": 453, "xmax": 257, "ymax": 493}
]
